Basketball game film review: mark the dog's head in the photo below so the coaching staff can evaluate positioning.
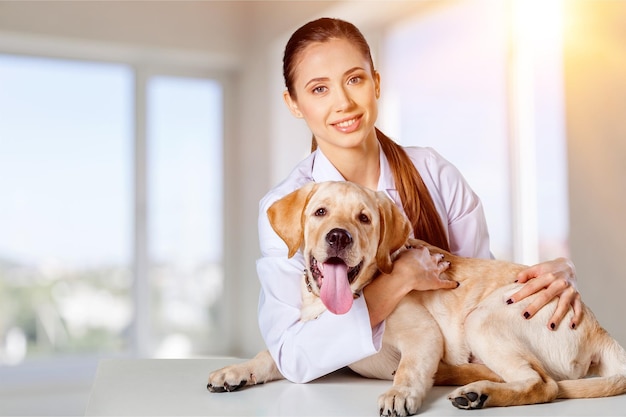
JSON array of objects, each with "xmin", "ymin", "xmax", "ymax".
[{"xmin": 267, "ymin": 181, "xmax": 411, "ymax": 315}]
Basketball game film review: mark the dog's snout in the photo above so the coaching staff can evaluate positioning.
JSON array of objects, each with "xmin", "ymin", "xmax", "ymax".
[{"xmin": 326, "ymin": 228, "xmax": 352, "ymax": 250}]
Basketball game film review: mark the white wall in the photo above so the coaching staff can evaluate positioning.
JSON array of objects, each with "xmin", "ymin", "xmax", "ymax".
[
  {"xmin": 564, "ymin": 0, "xmax": 626, "ymax": 348},
  {"xmin": 0, "ymin": 1, "xmax": 245, "ymax": 68}
]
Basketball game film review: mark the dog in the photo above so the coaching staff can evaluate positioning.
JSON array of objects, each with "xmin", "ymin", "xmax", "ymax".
[{"xmin": 208, "ymin": 181, "xmax": 626, "ymax": 416}]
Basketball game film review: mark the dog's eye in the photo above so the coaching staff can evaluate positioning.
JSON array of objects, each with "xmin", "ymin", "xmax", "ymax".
[
  {"xmin": 358, "ymin": 213, "xmax": 371, "ymax": 224},
  {"xmin": 315, "ymin": 208, "xmax": 326, "ymax": 217}
]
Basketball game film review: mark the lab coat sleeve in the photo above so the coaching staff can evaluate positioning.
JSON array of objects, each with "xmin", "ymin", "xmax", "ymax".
[{"xmin": 256, "ymin": 192, "xmax": 384, "ymax": 383}]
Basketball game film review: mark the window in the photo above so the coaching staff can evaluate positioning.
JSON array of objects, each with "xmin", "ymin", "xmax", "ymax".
[
  {"xmin": 0, "ymin": 55, "xmax": 133, "ymax": 363},
  {"xmin": 0, "ymin": 55, "xmax": 225, "ymax": 365},
  {"xmin": 380, "ymin": 0, "xmax": 569, "ymax": 263}
]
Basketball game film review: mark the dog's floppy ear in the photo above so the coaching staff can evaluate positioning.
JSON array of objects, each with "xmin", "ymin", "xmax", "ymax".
[
  {"xmin": 267, "ymin": 182, "xmax": 318, "ymax": 258},
  {"xmin": 375, "ymin": 193, "xmax": 412, "ymax": 274}
]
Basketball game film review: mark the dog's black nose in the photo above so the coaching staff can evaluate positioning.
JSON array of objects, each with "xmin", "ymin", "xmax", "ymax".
[{"xmin": 326, "ymin": 228, "xmax": 352, "ymax": 250}]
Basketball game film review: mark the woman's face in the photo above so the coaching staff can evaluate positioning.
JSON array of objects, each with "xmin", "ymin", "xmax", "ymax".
[{"xmin": 284, "ymin": 38, "xmax": 381, "ymax": 154}]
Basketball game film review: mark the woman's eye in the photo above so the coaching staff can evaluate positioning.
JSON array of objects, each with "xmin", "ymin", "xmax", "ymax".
[
  {"xmin": 358, "ymin": 213, "xmax": 370, "ymax": 224},
  {"xmin": 312, "ymin": 86, "xmax": 327, "ymax": 94},
  {"xmin": 315, "ymin": 208, "xmax": 327, "ymax": 216},
  {"xmin": 348, "ymin": 76, "xmax": 361, "ymax": 85}
]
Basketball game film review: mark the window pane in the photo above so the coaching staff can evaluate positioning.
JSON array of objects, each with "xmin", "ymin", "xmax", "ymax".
[
  {"xmin": 381, "ymin": 2, "xmax": 512, "ymax": 259},
  {"xmin": 0, "ymin": 55, "xmax": 133, "ymax": 363},
  {"xmin": 147, "ymin": 76, "xmax": 223, "ymax": 357},
  {"xmin": 381, "ymin": 1, "xmax": 569, "ymax": 262}
]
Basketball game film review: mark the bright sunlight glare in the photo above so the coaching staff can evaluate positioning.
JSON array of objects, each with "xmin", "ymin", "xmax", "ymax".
[{"xmin": 512, "ymin": 0, "xmax": 564, "ymax": 48}]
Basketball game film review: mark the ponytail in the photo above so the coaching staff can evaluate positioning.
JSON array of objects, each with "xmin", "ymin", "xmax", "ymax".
[{"xmin": 376, "ymin": 128, "xmax": 450, "ymax": 251}]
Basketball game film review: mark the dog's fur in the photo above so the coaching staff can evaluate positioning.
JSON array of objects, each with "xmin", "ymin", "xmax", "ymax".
[{"xmin": 208, "ymin": 181, "xmax": 626, "ymax": 416}]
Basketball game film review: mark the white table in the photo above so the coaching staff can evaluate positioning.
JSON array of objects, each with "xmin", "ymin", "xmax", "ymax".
[{"xmin": 85, "ymin": 358, "xmax": 625, "ymax": 416}]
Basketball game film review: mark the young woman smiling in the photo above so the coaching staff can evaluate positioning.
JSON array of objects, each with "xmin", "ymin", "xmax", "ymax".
[{"xmin": 255, "ymin": 17, "xmax": 581, "ymax": 383}]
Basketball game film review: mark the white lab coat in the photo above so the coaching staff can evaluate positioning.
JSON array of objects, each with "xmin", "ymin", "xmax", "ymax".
[{"xmin": 256, "ymin": 145, "xmax": 491, "ymax": 383}]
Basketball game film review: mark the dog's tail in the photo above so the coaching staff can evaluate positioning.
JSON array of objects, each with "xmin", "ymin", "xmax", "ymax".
[
  {"xmin": 557, "ymin": 325, "xmax": 626, "ymax": 399},
  {"xmin": 557, "ymin": 375, "xmax": 626, "ymax": 399}
]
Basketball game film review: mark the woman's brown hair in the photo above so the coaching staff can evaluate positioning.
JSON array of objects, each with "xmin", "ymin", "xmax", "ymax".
[{"xmin": 283, "ymin": 18, "xmax": 450, "ymax": 251}]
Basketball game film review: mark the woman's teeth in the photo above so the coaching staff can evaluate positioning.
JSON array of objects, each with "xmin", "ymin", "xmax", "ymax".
[{"xmin": 336, "ymin": 118, "xmax": 357, "ymax": 128}]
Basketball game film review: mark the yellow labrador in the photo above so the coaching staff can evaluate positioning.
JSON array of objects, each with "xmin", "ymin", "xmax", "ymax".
[{"xmin": 208, "ymin": 181, "xmax": 626, "ymax": 416}]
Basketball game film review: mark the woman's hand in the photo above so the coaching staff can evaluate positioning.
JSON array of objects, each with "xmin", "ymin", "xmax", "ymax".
[
  {"xmin": 507, "ymin": 258, "xmax": 582, "ymax": 330},
  {"xmin": 393, "ymin": 246, "xmax": 457, "ymax": 292}
]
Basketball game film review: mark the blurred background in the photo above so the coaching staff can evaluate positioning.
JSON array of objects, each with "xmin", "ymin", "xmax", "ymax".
[{"xmin": 0, "ymin": 0, "xmax": 624, "ymax": 415}]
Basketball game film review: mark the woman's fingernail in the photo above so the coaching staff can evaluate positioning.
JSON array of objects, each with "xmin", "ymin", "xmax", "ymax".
[
  {"xmin": 506, "ymin": 298, "xmax": 513, "ymax": 305},
  {"xmin": 571, "ymin": 323, "xmax": 576, "ymax": 329},
  {"xmin": 550, "ymin": 322, "xmax": 556, "ymax": 330},
  {"xmin": 523, "ymin": 311, "xmax": 530, "ymax": 319},
  {"xmin": 514, "ymin": 280, "xmax": 518, "ymax": 283}
]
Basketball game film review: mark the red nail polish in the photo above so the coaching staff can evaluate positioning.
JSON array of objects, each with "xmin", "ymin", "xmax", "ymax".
[{"xmin": 524, "ymin": 311, "xmax": 530, "ymax": 319}]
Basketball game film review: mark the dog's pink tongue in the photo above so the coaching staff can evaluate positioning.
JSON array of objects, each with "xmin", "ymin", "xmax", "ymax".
[{"xmin": 320, "ymin": 262, "xmax": 353, "ymax": 315}]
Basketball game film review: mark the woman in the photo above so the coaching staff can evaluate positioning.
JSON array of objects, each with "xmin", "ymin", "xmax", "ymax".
[{"xmin": 256, "ymin": 17, "xmax": 581, "ymax": 384}]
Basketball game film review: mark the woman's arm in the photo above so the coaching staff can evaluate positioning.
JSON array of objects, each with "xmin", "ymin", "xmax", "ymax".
[{"xmin": 363, "ymin": 247, "xmax": 455, "ymax": 328}]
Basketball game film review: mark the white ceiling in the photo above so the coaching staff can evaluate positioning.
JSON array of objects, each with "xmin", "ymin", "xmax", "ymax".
[
  {"xmin": 0, "ymin": 1, "xmax": 446, "ymax": 62},
  {"xmin": 0, "ymin": 1, "xmax": 337, "ymax": 57}
]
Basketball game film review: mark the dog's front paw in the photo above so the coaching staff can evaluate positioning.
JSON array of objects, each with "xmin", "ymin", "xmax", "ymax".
[
  {"xmin": 448, "ymin": 386, "xmax": 488, "ymax": 410},
  {"xmin": 378, "ymin": 386, "xmax": 424, "ymax": 417},
  {"xmin": 207, "ymin": 365, "xmax": 253, "ymax": 393},
  {"xmin": 207, "ymin": 379, "xmax": 247, "ymax": 393}
]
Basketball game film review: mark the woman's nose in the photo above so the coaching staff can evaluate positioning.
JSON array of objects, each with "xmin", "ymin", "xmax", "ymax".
[{"xmin": 334, "ymin": 86, "xmax": 354, "ymax": 111}]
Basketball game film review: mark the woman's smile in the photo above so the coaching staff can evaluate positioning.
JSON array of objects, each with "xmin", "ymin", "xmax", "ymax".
[{"xmin": 332, "ymin": 115, "xmax": 362, "ymax": 133}]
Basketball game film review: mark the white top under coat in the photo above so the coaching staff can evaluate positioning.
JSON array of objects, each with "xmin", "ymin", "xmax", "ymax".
[{"xmin": 256, "ymin": 145, "xmax": 491, "ymax": 383}]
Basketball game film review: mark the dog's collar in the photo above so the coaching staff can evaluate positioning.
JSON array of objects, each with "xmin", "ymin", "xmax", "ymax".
[
  {"xmin": 304, "ymin": 270, "xmax": 314, "ymax": 293},
  {"xmin": 303, "ymin": 269, "xmax": 361, "ymax": 299}
]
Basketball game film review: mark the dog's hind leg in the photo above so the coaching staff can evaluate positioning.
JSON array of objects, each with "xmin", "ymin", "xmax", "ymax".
[
  {"xmin": 447, "ymin": 358, "xmax": 559, "ymax": 409},
  {"xmin": 434, "ymin": 362, "xmax": 503, "ymax": 385},
  {"xmin": 447, "ymin": 298, "xmax": 561, "ymax": 409}
]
